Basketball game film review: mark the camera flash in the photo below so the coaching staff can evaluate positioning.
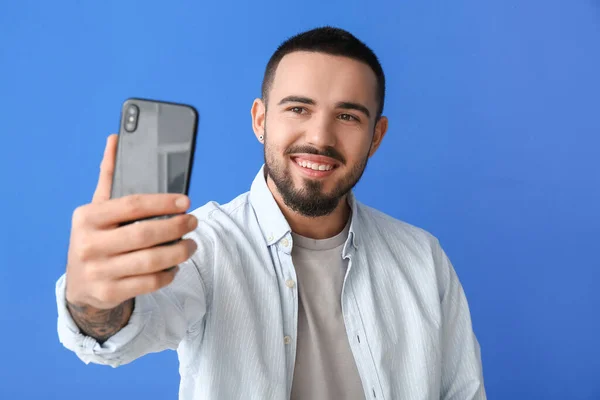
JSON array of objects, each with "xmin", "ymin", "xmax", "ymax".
[{"xmin": 129, "ymin": 116, "xmax": 135, "ymax": 122}]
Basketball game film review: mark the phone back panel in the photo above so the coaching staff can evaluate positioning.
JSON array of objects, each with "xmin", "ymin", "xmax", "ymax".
[{"xmin": 110, "ymin": 98, "xmax": 198, "ymax": 200}]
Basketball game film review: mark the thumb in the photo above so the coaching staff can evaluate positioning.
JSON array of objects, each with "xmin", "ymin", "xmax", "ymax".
[{"xmin": 92, "ymin": 134, "xmax": 118, "ymax": 203}]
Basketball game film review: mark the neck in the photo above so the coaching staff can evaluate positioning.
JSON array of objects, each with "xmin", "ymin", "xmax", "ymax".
[{"xmin": 266, "ymin": 176, "xmax": 351, "ymax": 240}]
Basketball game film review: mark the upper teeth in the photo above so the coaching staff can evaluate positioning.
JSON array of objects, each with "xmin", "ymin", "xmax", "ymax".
[{"xmin": 297, "ymin": 160, "xmax": 334, "ymax": 171}]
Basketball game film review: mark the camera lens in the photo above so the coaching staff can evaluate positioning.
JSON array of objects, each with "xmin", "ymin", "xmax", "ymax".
[{"xmin": 124, "ymin": 103, "xmax": 139, "ymax": 132}]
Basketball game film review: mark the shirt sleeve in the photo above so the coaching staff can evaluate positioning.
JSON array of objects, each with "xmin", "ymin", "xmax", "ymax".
[
  {"xmin": 55, "ymin": 227, "xmax": 213, "ymax": 368},
  {"xmin": 433, "ymin": 239, "xmax": 487, "ymax": 400}
]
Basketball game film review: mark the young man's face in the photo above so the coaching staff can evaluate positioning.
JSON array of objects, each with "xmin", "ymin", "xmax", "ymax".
[{"xmin": 252, "ymin": 51, "xmax": 387, "ymax": 217}]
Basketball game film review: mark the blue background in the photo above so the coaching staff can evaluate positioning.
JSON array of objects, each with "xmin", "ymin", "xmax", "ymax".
[{"xmin": 1, "ymin": 1, "xmax": 599, "ymax": 399}]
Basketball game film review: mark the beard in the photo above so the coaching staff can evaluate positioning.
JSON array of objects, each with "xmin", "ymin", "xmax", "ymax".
[{"xmin": 263, "ymin": 128, "xmax": 371, "ymax": 218}]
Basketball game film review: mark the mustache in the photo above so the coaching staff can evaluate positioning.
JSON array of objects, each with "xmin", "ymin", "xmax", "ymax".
[{"xmin": 284, "ymin": 145, "xmax": 346, "ymax": 165}]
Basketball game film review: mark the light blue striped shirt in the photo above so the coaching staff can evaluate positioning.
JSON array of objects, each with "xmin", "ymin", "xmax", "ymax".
[{"xmin": 56, "ymin": 165, "xmax": 486, "ymax": 400}]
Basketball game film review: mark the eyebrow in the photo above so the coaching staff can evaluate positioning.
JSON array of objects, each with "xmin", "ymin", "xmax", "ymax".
[{"xmin": 278, "ymin": 96, "xmax": 371, "ymax": 119}]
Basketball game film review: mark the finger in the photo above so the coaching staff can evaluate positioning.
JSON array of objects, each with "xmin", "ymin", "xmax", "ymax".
[
  {"xmin": 92, "ymin": 134, "xmax": 118, "ymax": 203},
  {"xmin": 105, "ymin": 238, "xmax": 197, "ymax": 279},
  {"xmin": 116, "ymin": 267, "xmax": 180, "ymax": 300},
  {"xmin": 76, "ymin": 193, "xmax": 191, "ymax": 229},
  {"xmin": 100, "ymin": 214, "xmax": 198, "ymax": 255},
  {"xmin": 98, "ymin": 267, "xmax": 179, "ymax": 305}
]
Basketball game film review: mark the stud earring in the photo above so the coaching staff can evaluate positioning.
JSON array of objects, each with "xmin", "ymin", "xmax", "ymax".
[{"xmin": 259, "ymin": 135, "xmax": 264, "ymax": 142}]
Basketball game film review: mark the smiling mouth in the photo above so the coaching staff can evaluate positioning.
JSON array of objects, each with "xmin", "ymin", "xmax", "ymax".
[
  {"xmin": 293, "ymin": 158, "xmax": 336, "ymax": 171},
  {"xmin": 290, "ymin": 156, "xmax": 340, "ymax": 178}
]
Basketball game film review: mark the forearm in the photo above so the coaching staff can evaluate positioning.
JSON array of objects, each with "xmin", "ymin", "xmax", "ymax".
[{"xmin": 66, "ymin": 299, "xmax": 134, "ymax": 344}]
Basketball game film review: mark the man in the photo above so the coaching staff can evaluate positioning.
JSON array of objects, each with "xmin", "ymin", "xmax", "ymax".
[{"xmin": 56, "ymin": 26, "xmax": 486, "ymax": 399}]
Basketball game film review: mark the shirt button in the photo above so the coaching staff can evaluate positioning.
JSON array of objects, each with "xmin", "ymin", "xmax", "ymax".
[
  {"xmin": 283, "ymin": 335, "xmax": 292, "ymax": 345},
  {"xmin": 281, "ymin": 238, "xmax": 289, "ymax": 247},
  {"xmin": 285, "ymin": 279, "xmax": 295, "ymax": 288}
]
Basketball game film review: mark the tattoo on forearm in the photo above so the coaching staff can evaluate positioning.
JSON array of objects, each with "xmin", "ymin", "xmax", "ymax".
[{"xmin": 67, "ymin": 299, "xmax": 134, "ymax": 344}]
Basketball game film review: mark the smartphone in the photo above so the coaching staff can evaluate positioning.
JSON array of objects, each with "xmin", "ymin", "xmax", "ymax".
[{"xmin": 111, "ymin": 97, "xmax": 199, "ymax": 232}]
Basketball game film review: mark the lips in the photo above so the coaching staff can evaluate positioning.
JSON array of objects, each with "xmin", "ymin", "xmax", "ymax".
[
  {"xmin": 291, "ymin": 154, "xmax": 340, "ymax": 168},
  {"xmin": 291, "ymin": 155, "xmax": 339, "ymax": 177}
]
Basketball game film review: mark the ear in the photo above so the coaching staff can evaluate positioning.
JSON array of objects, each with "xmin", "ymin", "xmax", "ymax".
[
  {"xmin": 368, "ymin": 116, "xmax": 388, "ymax": 157},
  {"xmin": 251, "ymin": 98, "xmax": 266, "ymax": 141}
]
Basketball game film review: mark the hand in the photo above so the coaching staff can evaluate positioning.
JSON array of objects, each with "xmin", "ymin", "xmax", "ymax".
[{"xmin": 65, "ymin": 134, "xmax": 198, "ymax": 311}]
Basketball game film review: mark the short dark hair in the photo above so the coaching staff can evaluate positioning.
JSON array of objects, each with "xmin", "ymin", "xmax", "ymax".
[{"xmin": 261, "ymin": 26, "xmax": 386, "ymax": 119}]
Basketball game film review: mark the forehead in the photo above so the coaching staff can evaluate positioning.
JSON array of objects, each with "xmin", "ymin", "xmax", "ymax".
[{"xmin": 269, "ymin": 51, "xmax": 378, "ymax": 110}]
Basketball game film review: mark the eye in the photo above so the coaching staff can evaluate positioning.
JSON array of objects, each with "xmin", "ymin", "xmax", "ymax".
[
  {"xmin": 339, "ymin": 113, "xmax": 359, "ymax": 122},
  {"xmin": 289, "ymin": 106, "xmax": 307, "ymax": 114}
]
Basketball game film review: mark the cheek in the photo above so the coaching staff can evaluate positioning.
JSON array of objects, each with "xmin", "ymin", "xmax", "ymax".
[
  {"xmin": 267, "ymin": 117, "xmax": 289, "ymax": 137},
  {"xmin": 266, "ymin": 124, "xmax": 301, "ymax": 153},
  {"xmin": 339, "ymin": 135, "xmax": 372, "ymax": 164},
  {"xmin": 265, "ymin": 139, "xmax": 289, "ymax": 158}
]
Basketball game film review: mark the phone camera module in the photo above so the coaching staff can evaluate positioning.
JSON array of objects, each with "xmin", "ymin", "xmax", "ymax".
[{"xmin": 124, "ymin": 104, "xmax": 139, "ymax": 132}]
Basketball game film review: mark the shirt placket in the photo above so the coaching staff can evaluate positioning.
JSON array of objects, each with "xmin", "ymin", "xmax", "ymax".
[
  {"xmin": 342, "ymin": 250, "xmax": 384, "ymax": 400},
  {"xmin": 270, "ymin": 232, "xmax": 299, "ymax": 397}
]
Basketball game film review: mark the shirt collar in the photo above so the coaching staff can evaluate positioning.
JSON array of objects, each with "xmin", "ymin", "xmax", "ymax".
[{"xmin": 248, "ymin": 164, "xmax": 359, "ymax": 249}]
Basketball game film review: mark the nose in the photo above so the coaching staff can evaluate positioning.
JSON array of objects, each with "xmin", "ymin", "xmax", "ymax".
[{"xmin": 304, "ymin": 114, "xmax": 337, "ymax": 149}]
